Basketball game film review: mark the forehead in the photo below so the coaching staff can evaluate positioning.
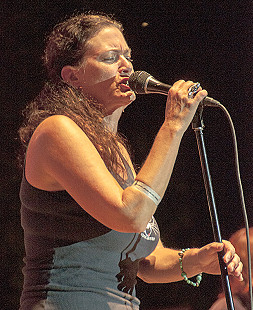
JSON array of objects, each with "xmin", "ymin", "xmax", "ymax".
[{"xmin": 85, "ymin": 27, "xmax": 130, "ymax": 55}]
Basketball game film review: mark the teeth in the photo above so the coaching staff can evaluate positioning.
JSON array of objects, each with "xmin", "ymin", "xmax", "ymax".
[{"xmin": 119, "ymin": 80, "xmax": 129, "ymax": 85}]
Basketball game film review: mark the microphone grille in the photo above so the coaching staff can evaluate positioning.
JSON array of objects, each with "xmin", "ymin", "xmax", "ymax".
[{"xmin": 128, "ymin": 71, "xmax": 151, "ymax": 94}]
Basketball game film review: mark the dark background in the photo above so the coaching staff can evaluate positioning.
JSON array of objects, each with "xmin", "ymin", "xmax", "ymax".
[{"xmin": 1, "ymin": 1, "xmax": 252, "ymax": 309}]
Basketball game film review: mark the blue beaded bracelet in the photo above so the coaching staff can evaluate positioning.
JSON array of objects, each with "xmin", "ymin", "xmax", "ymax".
[{"xmin": 178, "ymin": 248, "xmax": 202, "ymax": 287}]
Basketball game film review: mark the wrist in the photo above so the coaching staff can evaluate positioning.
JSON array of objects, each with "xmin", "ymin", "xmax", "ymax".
[
  {"xmin": 178, "ymin": 248, "xmax": 203, "ymax": 287},
  {"xmin": 182, "ymin": 248, "xmax": 203, "ymax": 276},
  {"xmin": 160, "ymin": 120, "xmax": 186, "ymax": 138}
]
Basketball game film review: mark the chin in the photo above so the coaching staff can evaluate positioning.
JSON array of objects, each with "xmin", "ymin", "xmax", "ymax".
[
  {"xmin": 129, "ymin": 92, "xmax": 136, "ymax": 102},
  {"xmin": 120, "ymin": 90, "xmax": 136, "ymax": 102},
  {"xmin": 104, "ymin": 91, "xmax": 136, "ymax": 112}
]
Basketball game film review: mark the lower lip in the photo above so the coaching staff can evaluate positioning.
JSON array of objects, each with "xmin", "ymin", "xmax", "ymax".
[{"xmin": 119, "ymin": 84, "xmax": 131, "ymax": 92}]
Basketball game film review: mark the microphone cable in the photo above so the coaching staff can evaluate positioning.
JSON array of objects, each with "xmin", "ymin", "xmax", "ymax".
[{"xmin": 213, "ymin": 103, "xmax": 252, "ymax": 310}]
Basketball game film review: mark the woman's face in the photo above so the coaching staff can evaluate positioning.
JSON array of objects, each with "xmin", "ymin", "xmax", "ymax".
[{"xmin": 74, "ymin": 27, "xmax": 136, "ymax": 114}]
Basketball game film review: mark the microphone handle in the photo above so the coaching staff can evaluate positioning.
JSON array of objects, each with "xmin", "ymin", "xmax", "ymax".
[{"xmin": 144, "ymin": 77, "xmax": 220, "ymax": 107}]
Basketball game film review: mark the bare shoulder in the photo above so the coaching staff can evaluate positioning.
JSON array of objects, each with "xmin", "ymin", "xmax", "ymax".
[
  {"xmin": 30, "ymin": 114, "xmax": 92, "ymax": 152},
  {"xmin": 43, "ymin": 114, "xmax": 79, "ymax": 127},
  {"xmin": 25, "ymin": 115, "xmax": 91, "ymax": 190},
  {"xmin": 36, "ymin": 115, "xmax": 82, "ymax": 137}
]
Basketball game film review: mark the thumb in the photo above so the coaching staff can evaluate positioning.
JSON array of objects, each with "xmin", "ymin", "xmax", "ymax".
[
  {"xmin": 208, "ymin": 242, "xmax": 224, "ymax": 254},
  {"xmin": 216, "ymin": 242, "xmax": 225, "ymax": 252}
]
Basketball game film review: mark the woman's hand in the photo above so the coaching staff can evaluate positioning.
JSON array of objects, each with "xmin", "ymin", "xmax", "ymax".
[
  {"xmin": 197, "ymin": 240, "xmax": 243, "ymax": 281},
  {"xmin": 164, "ymin": 80, "xmax": 208, "ymax": 133}
]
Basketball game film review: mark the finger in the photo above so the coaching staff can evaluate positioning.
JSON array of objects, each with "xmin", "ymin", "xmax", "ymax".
[
  {"xmin": 172, "ymin": 79, "xmax": 186, "ymax": 88},
  {"xmin": 208, "ymin": 242, "xmax": 224, "ymax": 254},
  {"xmin": 207, "ymin": 241, "xmax": 234, "ymax": 265},
  {"xmin": 186, "ymin": 84, "xmax": 208, "ymax": 104},
  {"xmin": 188, "ymin": 82, "xmax": 201, "ymax": 98},
  {"xmin": 171, "ymin": 80, "xmax": 195, "ymax": 93},
  {"xmin": 227, "ymin": 253, "xmax": 241, "ymax": 272},
  {"xmin": 184, "ymin": 80, "xmax": 195, "ymax": 89},
  {"xmin": 235, "ymin": 262, "xmax": 244, "ymax": 281},
  {"xmin": 222, "ymin": 240, "xmax": 235, "ymax": 263},
  {"xmin": 226, "ymin": 253, "xmax": 243, "ymax": 282},
  {"xmin": 194, "ymin": 89, "xmax": 208, "ymax": 101},
  {"xmin": 229, "ymin": 261, "xmax": 244, "ymax": 281},
  {"xmin": 224, "ymin": 251, "xmax": 233, "ymax": 264}
]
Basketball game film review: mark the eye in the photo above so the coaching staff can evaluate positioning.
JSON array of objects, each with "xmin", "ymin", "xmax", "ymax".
[{"xmin": 99, "ymin": 51, "xmax": 119, "ymax": 64}]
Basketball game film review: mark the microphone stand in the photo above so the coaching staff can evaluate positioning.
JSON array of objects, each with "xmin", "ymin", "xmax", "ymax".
[{"xmin": 191, "ymin": 103, "xmax": 235, "ymax": 310}]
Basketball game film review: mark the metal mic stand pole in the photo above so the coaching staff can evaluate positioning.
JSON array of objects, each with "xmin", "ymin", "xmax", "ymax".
[{"xmin": 191, "ymin": 104, "xmax": 235, "ymax": 310}]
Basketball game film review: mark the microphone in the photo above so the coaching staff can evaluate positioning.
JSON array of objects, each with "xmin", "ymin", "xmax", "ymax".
[{"xmin": 128, "ymin": 71, "xmax": 220, "ymax": 107}]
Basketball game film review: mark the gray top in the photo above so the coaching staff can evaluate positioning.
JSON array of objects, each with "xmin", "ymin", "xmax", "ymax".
[{"xmin": 20, "ymin": 155, "xmax": 160, "ymax": 309}]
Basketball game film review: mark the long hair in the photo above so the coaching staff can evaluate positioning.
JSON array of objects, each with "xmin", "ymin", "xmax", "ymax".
[{"xmin": 18, "ymin": 13, "xmax": 131, "ymax": 181}]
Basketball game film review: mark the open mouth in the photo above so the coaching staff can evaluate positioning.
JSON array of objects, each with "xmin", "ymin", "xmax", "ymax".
[{"xmin": 119, "ymin": 78, "xmax": 131, "ymax": 92}]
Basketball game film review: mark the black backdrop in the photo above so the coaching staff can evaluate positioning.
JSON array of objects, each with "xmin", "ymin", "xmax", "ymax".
[{"xmin": 1, "ymin": 1, "xmax": 252, "ymax": 309}]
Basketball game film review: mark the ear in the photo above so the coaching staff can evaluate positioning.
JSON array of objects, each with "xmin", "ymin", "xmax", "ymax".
[{"xmin": 61, "ymin": 65, "xmax": 80, "ymax": 87}]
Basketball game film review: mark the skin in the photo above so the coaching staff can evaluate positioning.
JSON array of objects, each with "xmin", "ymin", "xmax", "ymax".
[
  {"xmin": 25, "ymin": 26, "xmax": 243, "ymax": 284},
  {"xmin": 61, "ymin": 27, "xmax": 136, "ymax": 116}
]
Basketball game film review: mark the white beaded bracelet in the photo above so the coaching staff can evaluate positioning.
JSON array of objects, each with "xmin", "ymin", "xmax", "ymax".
[{"xmin": 132, "ymin": 180, "xmax": 161, "ymax": 206}]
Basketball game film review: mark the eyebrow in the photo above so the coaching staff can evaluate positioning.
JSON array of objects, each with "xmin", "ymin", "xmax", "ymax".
[
  {"xmin": 106, "ymin": 48, "xmax": 132, "ymax": 54},
  {"xmin": 87, "ymin": 47, "xmax": 132, "ymax": 59}
]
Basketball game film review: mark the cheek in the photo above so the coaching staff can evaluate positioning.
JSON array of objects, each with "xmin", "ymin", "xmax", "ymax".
[{"xmin": 83, "ymin": 64, "xmax": 118, "ymax": 85}]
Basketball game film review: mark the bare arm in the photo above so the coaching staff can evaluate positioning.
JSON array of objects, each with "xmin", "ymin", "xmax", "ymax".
[
  {"xmin": 25, "ymin": 80, "xmax": 207, "ymax": 233},
  {"xmin": 138, "ymin": 240, "xmax": 243, "ymax": 283}
]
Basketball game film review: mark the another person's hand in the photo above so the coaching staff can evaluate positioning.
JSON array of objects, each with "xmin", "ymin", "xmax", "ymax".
[{"xmin": 197, "ymin": 241, "xmax": 243, "ymax": 281}]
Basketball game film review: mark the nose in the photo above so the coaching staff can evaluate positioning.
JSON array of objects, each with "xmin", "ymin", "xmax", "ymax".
[{"xmin": 119, "ymin": 55, "xmax": 133, "ymax": 75}]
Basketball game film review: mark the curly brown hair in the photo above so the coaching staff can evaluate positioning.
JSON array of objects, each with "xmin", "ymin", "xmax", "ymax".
[{"xmin": 18, "ymin": 13, "xmax": 132, "ymax": 182}]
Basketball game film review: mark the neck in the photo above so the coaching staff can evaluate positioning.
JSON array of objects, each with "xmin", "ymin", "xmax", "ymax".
[{"xmin": 103, "ymin": 107, "xmax": 124, "ymax": 133}]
